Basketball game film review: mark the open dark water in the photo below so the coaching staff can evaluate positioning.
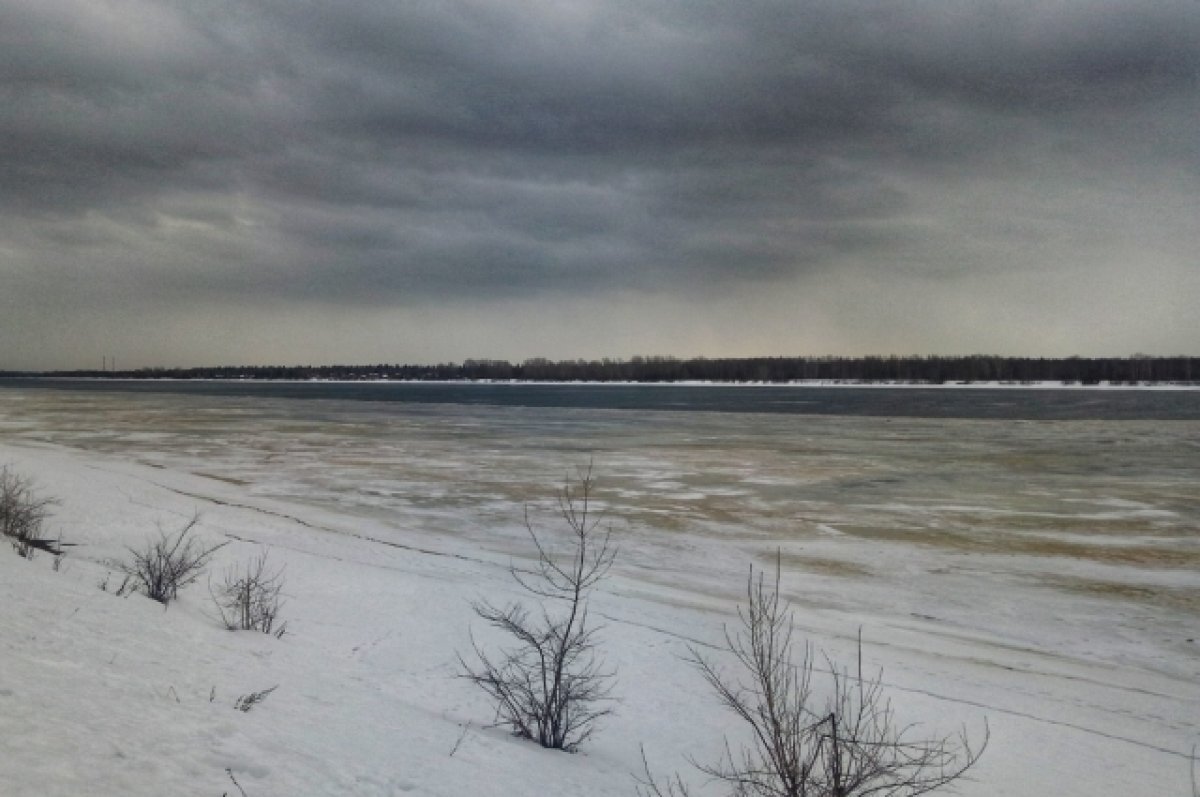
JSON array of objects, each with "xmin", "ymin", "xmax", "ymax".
[{"xmin": 2, "ymin": 378, "xmax": 1198, "ymax": 420}]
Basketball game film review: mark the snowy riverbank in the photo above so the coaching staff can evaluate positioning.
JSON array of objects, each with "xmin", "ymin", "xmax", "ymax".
[{"xmin": 1, "ymin": 434, "xmax": 1197, "ymax": 795}]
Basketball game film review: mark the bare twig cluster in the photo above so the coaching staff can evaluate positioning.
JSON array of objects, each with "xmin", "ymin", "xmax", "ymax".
[
  {"xmin": 640, "ymin": 556, "xmax": 987, "ymax": 797},
  {"xmin": 461, "ymin": 465, "xmax": 617, "ymax": 751},
  {"xmin": 98, "ymin": 571, "xmax": 135, "ymax": 596},
  {"xmin": 234, "ymin": 685, "xmax": 278, "ymax": 712},
  {"xmin": 119, "ymin": 514, "xmax": 226, "ymax": 605},
  {"xmin": 211, "ymin": 552, "xmax": 287, "ymax": 637},
  {"xmin": 0, "ymin": 465, "xmax": 61, "ymax": 559}
]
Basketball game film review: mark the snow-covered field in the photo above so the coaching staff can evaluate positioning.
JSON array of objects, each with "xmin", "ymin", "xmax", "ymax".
[{"xmin": 1, "ymin": 386, "xmax": 1197, "ymax": 795}]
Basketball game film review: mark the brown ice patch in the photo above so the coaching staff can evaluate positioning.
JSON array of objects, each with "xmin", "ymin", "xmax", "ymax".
[
  {"xmin": 1041, "ymin": 576, "xmax": 1200, "ymax": 615},
  {"xmin": 776, "ymin": 551, "xmax": 872, "ymax": 578},
  {"xmin": 836, "ymin": 524, "xmax": 1200, "ymax": 568}
]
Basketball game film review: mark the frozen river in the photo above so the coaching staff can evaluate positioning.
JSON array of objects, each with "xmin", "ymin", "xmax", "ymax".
[{"xmin": 0, "ymin": 382, "xmax": 1196, "ymax": 680}]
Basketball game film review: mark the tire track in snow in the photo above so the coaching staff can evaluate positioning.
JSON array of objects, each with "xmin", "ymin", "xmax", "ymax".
[
  {"xmin": 593, "ymin": 609, "xmax": 1197, "ymax": 762},
  {"xmin": 140, "ymin": 478, "xmax": 490, "ymax": 567},
  {"xmin": 104, "ymin": 469, "xmax": 529, "ymax": 591}
]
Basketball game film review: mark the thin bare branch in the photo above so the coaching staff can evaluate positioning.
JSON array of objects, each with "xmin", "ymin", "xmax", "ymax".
[
  {"xmin": 1190, "ymin": 745, "xmax": 1198, "ymax": 797},
  {"xmin": 636, "ymin": 745, "xmax": 694, "ymax": 797}
]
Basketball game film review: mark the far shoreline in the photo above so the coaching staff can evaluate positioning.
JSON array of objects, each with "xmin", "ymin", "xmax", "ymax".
[{"xmin": 5, "ymin": 376, "xmax": 1200, "ymax": 391}]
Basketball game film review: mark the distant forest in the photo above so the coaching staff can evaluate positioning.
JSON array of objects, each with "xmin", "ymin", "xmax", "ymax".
[{"xmin": 10, "ymin": 355, "xmax": 1200, "ymax": 384}]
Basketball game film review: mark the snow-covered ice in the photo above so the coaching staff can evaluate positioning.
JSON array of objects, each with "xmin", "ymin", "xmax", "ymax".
[{"xmin": 0, "ymin": 386, "xmax": 1197, "ymax": 795}]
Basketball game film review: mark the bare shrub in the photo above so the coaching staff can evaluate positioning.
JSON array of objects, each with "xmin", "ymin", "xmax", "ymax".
[
  {"xmin": 120, "ymin": 514, "xmax": 226, "ymax": 605},
  {"xmin": 211, "ymin": 552, "xmax": 287, "ymax": 637},
  {"xmin": 640, "ymin": 556, "xmax": 987, "ymax": 797},
  {"xmin": 0, "ymin": 465, "xmax": 61, "ymax": 558},
  {"xmin": 460, "ymin": 465, "xmax": 617, "ymax": 751}
]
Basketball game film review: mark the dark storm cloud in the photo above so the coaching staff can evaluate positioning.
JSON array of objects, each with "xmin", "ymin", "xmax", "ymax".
[{"xmin": 1, "ymin": 0, "xmax": 1198, "ymax": 366}]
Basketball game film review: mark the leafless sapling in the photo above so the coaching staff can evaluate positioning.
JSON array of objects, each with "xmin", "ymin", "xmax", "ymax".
[
  {"xmin": 460, "ymin": 465, "xmax": 617, "ymax": 751},
  {"xmin": 120, "ymin": 514, "xmax": 226, "ymax": 605},
  {"xmin": 640, "ymin": 555, "xmax": 987, "ymax": 797},
  {"xmin": 211, "ymin": 552, "xmax": 288, "ymax": 637}
]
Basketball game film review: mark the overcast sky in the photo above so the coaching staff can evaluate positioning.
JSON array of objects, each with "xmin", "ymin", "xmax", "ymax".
[{"xmin": 2, "ymin": 0, "xmax": 1197, "ymax": 369}]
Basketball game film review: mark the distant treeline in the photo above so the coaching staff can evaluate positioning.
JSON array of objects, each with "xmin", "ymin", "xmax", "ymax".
[{"xmin": 14, "ymin": 355, "xmax": 1200, "ymax": 384}]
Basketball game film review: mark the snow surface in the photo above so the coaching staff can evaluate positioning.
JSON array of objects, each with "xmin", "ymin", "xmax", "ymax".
[{"xmin": 1, "ymin": 395, "xmax": 1198, "ymax": 796}]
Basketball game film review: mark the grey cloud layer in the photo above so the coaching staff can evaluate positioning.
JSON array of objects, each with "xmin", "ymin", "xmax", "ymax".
[{"xmin": 1, "ymin": 0, "xmax": 1198, "ymax": 360}]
